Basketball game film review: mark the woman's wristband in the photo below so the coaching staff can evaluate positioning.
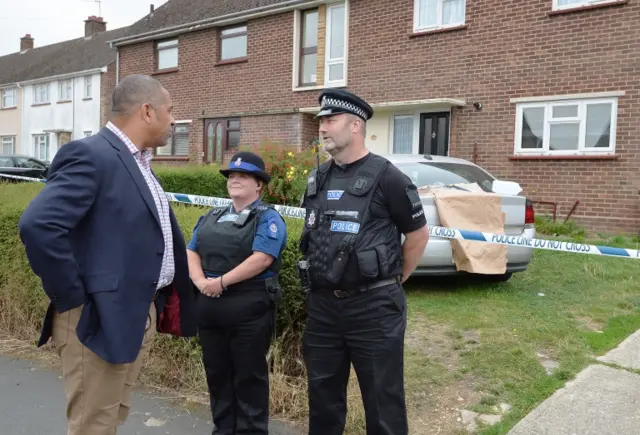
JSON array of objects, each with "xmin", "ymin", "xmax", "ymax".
[{"xmin": 220, "ymin": 275, "xmax": 228, "ymax": 291}]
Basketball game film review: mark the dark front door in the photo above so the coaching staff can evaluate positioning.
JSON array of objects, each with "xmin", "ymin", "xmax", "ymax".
[
  {"xmin": 419, "ymin": 112, "xmax": 450, "ymax": 156},
  {"xmin": 203, "ymin": 119, "xmax": 225, "ymax": 163}
]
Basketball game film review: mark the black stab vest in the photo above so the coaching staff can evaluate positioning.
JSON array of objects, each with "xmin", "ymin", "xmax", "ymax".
[
  {"xmin": 300, "ymin": 153, "xmax": 403, "ymax": 290},
  {"xmin": 195, "ymin": 203, "xmax": 283, "ymax": 277}
]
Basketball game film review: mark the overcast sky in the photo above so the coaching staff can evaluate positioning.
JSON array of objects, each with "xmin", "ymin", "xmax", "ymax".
[{"xmin": 0, "ymin": 0, "xmax": 169, "ymax": 56}]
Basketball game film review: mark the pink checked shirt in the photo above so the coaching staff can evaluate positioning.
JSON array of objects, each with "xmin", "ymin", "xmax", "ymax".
[{"xmin": 107, "ymin": 122, "xmax": 175, "ymax": 290}]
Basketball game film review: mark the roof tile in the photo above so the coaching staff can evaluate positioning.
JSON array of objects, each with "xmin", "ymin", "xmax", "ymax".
[{"xmin": 0, "ymin": 26, "xmax": 131, "ymax": 86}]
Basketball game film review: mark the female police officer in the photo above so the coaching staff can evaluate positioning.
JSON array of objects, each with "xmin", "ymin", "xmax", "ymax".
[{"xmin": 186, "ymin": 151, "xmax": 287, "ymax": 435}]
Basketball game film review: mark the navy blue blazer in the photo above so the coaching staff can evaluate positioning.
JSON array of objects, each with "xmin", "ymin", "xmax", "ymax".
[{"xmin": 18, "ymin": 127, "xmax": 198, "ymax": 365}]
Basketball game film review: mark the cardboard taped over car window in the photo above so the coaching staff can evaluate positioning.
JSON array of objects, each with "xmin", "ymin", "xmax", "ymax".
[{"xmin": 419, "ymin": 183, "xmax": 507, "ymax": 275}]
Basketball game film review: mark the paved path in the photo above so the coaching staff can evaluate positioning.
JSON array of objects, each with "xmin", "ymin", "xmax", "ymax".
[
  {"xmin": 0, "ymin": 354, "xmax": 302, "ymax": 435},
  {"xmin": 507, "ymin": 329, "xmax": 640, "ymax": 435}
]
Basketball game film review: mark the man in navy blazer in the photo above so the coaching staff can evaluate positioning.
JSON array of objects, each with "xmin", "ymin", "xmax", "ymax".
[{"xmin": 18, "ymin": 74, "xmax": 197, "ymax": 435}]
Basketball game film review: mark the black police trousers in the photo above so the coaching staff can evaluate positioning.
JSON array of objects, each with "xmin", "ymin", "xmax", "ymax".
[
  {"xmin": 197, "ymin": 280, "xmax": 274, "ymax": 435},
  {"xmin": 303, "ymin": 282, "xmax": 408, "ymax": 435}
]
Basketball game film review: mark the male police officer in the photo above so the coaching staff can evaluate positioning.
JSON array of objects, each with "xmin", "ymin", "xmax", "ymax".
[{"xmin": 299, "ymin": 89, "xmax": 430, "ymax": 435}]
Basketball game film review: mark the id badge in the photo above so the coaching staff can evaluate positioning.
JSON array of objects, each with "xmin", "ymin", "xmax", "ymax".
[{"xmin": 305, "ymin": 208, "xmax": 319, "ymax": 229}]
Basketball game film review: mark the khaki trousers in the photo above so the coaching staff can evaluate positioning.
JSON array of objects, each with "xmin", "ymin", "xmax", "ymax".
[{"xmin": 52, "ymin": 303, "xmax": 157, "ymax": 435}]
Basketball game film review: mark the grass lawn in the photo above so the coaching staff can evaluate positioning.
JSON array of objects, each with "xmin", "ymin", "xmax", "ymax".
[{"xmin": 373, "ymin": 232, "xmax": 640, "ymax": 435}]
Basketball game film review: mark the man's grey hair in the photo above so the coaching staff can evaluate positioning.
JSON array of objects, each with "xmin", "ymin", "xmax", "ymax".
[{"xmin": 111, "ymin": 74, "xmax": 166, "ymax": 116}]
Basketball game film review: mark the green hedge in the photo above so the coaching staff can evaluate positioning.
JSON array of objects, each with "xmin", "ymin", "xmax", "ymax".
[
  {"xmin": 0, "ymin": 181, "xmax": 308, "ymax": 383},
  {"xmin": 152, "ymin": 164, "xmax": 229, "ymax": 199}
]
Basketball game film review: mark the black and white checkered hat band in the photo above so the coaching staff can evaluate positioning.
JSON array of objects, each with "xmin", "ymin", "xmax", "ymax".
[{"xmin": 321, "ymin": 96, "xmax": 368, "ymax": 120}]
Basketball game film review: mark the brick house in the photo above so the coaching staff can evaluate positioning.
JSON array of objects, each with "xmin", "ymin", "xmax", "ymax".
[
  {"xmin": 109, "ymin": 0, "xmax": 639, "ymax": 234},
  {"xmin": 0, "ymin": 16, "xmax": 129, "ymax": 162}
]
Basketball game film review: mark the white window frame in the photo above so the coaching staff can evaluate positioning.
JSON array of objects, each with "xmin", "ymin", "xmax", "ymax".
[
  {"xmin": 1, "ymin": 88, "xmax": 17, "ymax": 108},
  {"xmin": 552, "ymin": 0, "xmax": 619, "ymax": 11},
  {"xmin": 291, "ymin": 1, "xmax": 349, "ymax": 90},
  {"xmin": 84, "ymin": 76, "xmax": 92, "ymax": 99},
  {"xmin": 413, "ymin": 0, "xmax": 466, "ymax": 33},
  {"xmin": 58, "ymin": 79, "xmax": 73, "ymax": 101},
  {"xmin": 219, "ymin": 25, "xmax": 248, "ymax": 61},
  {"xmin": 33, "ymin": 134, "xmax": 50, "ymax": 161},
  {"xmin": 324, "ymin": 1, "xmax": 349, "ymax": 87},
  {"xmin": 514, "ymin": 97, "xmax": 618, "ymax": 156},
  {"xmin": 390, "ymin": 114, "xmax": 416, "ymax": 155},
  {"xmin": 33, "ymin": 83, "xmax": 50, "ymax": 104},
  {"xmin": 1, "ymin": 136, "xmax": 16, "ymax": 154},
  {"xmin": 156, "ymin": 39, "xmax": 179, "ymax": 70}
]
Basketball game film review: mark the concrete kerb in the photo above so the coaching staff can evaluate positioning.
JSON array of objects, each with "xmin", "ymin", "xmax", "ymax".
[{"xmin": 507, "ymin": 329, "xmax": 640, "ymax": 435}]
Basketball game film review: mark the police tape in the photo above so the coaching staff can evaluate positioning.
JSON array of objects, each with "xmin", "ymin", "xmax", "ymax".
[
  {"xmin": 165, "ymin": 192, "xmax": 308, "ymax": 220},
  {"xmin": 0, "ymin": 173, "xmax": 46, "ymax": 183},
  {"xmin": 1, "ymin": 172, "xmax": 638, "ymax": 260},
  {"xmin": 428, "ymin": 226, "xmax": 639, "ymax": 260}
]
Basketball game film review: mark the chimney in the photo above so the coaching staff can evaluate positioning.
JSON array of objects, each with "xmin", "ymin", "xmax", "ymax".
[
  {"xmin": 150, "ymin": 4, "xmax": 155, "ymax": 15},
  {"xmin": 20, "ymin": 34, "xmax": 34, "ymax": 51},
  {"xmin": 84, "ymin": 15, "xmax": 107, "ymax": 37}
]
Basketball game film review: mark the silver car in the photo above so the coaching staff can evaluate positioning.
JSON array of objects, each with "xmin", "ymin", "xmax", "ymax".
[{"xmin": 384, "ymin": 154, "xmax": 536, "ymax": 281}]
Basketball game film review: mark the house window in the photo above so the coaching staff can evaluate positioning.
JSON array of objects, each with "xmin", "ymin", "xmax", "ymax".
[
  {"xmin": 34, "ymin": 134, "xmax": 50, "ymax": 161},
  {"xmin": 1, "ymin": 136, "xmax": 15, "ymax": 154},
  {"xmin": 156, "ymin": 39, "xmax": 178, "ymax": 70},
  {"xmin": 220, "ymin": 25, "xmax": 248, "ymax": 61},
  {"xmin": 299, "ymin": 9, "xmax": 319, "ymax": 86},
  {"xmin": 552, "ymin": 0, "xmax": 617, "ymax": 10},
  {"xmin": 1, "ymin": 88, "xmax": 16, "ymax": 108},
  {"xmin": 156, "ymin": 123, "xmax": 190, "ymax": 156},
  {"xmin": 392, "ymin": 115, "xmax": 414, "ymax": 154},
  {"xmin": 33, "ymin": 84, "xmax": 49, "ymax": 104},
  {"xmin": 293, "ymin": 2, "xmax": 348, "ymax": 89},
  {"xmin": 414, "ymin": 0, "xmax": 466, "ymax": 32},
  {"xmin": 225, "ymin": 119, "xmax": 241, "ymax": 149},
  {"xmin": 325, "ymin": 3, "xmax": 346, "ymax": 85},
  {"xmin": 59, "ymin": 79, "xmax": 73, "ymax": 101},
  {"xmin": 514, "ymin": 98, "xmax": 617, "ymax": 156},
  {"xmin": 84, "ymin": 76, "xmax": 92, "ymax": 98}
]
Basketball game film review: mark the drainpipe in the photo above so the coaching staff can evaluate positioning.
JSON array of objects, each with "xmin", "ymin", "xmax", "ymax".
[
  {"xmin": 72, "ymin": 76, "xmax": 76, "ymax": 142},
  {"xmin": 116, "ymin": 49, "xmax": 120, "ymax": 84}
]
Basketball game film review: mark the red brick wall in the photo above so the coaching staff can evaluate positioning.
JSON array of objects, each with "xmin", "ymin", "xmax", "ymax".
[
  {"xmin": 99, "ymin": 61, "xmax": 117, "ymax": 127},
  {"xmin": 301, "ymin": 114, "xmax": 319, "ymax": 149},
  {"xmin": 344, "ymin": 0, "xmax": 640, "ymax": 234},
  {"xmin": 118, "ymin": 0, "xmax": 640, "ymax": 233},
  {"xmin": 118, "ymin": 13, "xmax": 322, "ymax": 162}
]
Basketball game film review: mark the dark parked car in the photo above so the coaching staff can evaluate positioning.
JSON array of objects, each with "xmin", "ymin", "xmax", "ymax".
[{"xmin": 0, "ymin": 154, "xmax": 49, "ymax": 180}]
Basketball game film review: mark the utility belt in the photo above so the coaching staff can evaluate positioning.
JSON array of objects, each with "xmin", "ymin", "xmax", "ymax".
[
  {"xmin": 298, "ymin": 258, "xmax": 400, "ymax": 298},
  {"xmin": 329, "ymin": 276, "xmax": 402, "ymax": 299}
]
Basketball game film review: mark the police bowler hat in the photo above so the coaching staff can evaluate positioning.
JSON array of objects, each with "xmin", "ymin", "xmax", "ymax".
[
  {"xmin": 315, "ymin": 88, "xmax": 374, "ymax": 122},
  {"xmin": 219, "ymin": 151, "xmax": 271, "ymax": 184}
]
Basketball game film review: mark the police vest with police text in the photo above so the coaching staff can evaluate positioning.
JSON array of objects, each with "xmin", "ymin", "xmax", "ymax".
[
  {"xmin": 196, "ymin": 203, "xmax": 283, "ymax": 277},
  {"xmin": 300, "ymin": 153, "xmax": 403, "ymax": 290}
]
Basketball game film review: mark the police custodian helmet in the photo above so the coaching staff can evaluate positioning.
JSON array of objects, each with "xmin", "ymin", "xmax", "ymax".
[
  {"xmin": 219, "ymin": 151, "xmax": 271, "ymax": 184},
  {"xmin": 315, "ymin": 88, "xmax": 374, "ymax": 122}
]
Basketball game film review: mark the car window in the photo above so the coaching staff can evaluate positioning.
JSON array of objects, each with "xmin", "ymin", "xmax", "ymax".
[
  {"xmin": 28, "ymin": 159, "xmax": 46, "ymax": 169},
  {"xmin": 14, "ymin": 157, "xmax": 45, "ymax": 169},
  {"xmin": 394, "ymin": 162, "xmax": 496, "ymax": 193},
  {"xmin": 0, "ymin": 157, "xmax": 13, "ymax": 167}
]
